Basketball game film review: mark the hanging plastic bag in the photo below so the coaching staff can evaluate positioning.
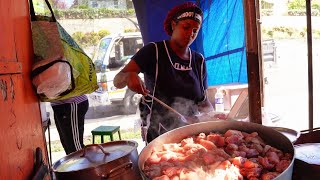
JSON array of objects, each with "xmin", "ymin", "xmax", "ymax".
[
  {"xmin": 29, "ymin": 0, "xmax": 98, "ymax": 101},
  {"xmin": 32, "ymin": 61, "xmax": 71, "ymax": 99}
]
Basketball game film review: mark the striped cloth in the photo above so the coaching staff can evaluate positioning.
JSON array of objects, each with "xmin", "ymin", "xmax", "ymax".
[{"xmin": 51, "ymin": 94, "xmax": 88, "ymax": 106}]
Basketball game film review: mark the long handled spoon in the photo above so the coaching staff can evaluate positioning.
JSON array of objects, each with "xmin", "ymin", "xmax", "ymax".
[{"xmin": 146, "ymin": 94, "xmax": 188, "ymax": 123}]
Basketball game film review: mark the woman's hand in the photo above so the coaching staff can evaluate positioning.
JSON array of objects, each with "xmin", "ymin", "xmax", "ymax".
[
  {"xmin": 114, "ymin": 60, "xmax": 149, "ymax": 95},
  {"xmin": 178, "ymin": 115, "xmax": 199, "ymax": 125},
  {"xmin": 194, "ymin": 112, "xmax": 228, "ymax": 122},
  {"xmin": 185, "ymin": 115, "xmax": 200, "ymax": 124},
  {"xmin": 126, "ymin": 72, "xmax": 149, "ymax": 95}
]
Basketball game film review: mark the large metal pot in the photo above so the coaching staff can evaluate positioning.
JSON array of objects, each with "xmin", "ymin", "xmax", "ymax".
[
  {"xmin": 53, "ymin": 140, "xmax": 142, "ymax": 180},
  {"xmin": 138, "ymin": 120, "xmax": 295, "ymax": 180}
]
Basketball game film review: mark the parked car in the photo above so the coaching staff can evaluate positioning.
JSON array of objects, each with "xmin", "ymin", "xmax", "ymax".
[{"xmin": 90, "ymin": 32, "xmax": 143, "ymax": 114}]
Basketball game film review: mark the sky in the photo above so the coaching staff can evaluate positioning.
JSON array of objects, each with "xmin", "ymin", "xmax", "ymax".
[{"xmin": 64, "ymin": 0, "xmax": 73, "ymax": 8}]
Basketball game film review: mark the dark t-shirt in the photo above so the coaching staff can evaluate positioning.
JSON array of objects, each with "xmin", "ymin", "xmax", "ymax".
[{"xmin": 132, "ymin": 40, "xmax": 208, "ymax": 141}]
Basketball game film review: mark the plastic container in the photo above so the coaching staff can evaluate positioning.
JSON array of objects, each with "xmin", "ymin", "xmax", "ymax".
[{"xmin": 215, "ymin": 87, "xmax": 224, "ymax": 112}]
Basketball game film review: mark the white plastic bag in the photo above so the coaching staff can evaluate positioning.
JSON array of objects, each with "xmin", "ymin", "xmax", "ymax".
[{"xmin": 32, "ymin": 62, "xmax": 71, "ymax": 99}]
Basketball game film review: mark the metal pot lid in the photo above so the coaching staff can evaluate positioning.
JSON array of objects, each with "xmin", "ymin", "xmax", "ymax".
[
  {"xmin": 53, "ymin": 140, "xmax": 138, "ymax": 172},
  {"xmin": 294, "ymin": 143, "xmax": 320, "ymax": 165}
]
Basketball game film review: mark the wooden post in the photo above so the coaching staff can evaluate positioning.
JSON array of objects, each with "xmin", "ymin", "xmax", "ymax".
[
  {"xmin": 306, "ymin": 0, "xmax": 313, "ymax": 129},
  {"xmin": 242, "ymin": 0, "xmax": 263, "ymax": 124}
]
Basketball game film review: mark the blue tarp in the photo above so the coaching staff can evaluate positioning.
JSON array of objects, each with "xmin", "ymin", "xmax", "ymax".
[{"xmin": 132, "ymin": 0, "xmax": 248, "ymax": 86}]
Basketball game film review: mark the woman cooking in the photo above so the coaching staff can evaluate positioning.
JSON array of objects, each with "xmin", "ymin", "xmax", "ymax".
[{"xmin": 113, "ymin": 2, "xmax": 213, "ymax": 143}]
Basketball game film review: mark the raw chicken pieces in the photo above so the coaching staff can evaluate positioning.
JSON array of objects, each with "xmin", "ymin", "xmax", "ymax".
[{"xmin": 143, "ymin": 130, "xmax": 292, "ymax": 180}]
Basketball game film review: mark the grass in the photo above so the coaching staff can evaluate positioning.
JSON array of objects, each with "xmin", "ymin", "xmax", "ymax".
[{"xmin": 48, "ymin": 128, "xmax": 141, "ymax": 152}]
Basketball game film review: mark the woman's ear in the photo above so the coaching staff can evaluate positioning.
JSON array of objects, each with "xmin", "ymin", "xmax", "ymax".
[{"xmin": 171, "ymin": 20, "xmax": 177, "ymax": 31}]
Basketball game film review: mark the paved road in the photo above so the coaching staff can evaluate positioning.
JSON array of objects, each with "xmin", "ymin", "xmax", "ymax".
[{"xmin": 47, "ymin": 96, "xmax": 139, "ymax": 127}]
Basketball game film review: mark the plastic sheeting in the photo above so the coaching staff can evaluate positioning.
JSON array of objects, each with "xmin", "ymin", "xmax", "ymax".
[{"xmin": 132, "ymin": 0, "xmax": 247, "ymax": 86}]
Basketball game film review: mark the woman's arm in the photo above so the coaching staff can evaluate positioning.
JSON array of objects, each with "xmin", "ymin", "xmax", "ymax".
[
  {"xmin": 184, "ymin": 90, "xmax": 214, "ymax": 124},
  {"xmin": 197, "ymin": 90, "xmax": 214, "ymax": 113},
  {"xmin": 113, "ymin": 60, "xmax": 138, "ymax": 88},
  {"xmin": 113, "ymin": 60, "xmax": 149, "ymax": 95}
]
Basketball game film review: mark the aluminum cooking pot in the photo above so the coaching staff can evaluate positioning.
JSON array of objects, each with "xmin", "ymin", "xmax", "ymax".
[
  {"xmin": 53, "ymin": 140, "xmax": 142, "ymax": 180},
  {"xmin": 138, "ymin": 120, "xmax": 295, "ymax": 180}
]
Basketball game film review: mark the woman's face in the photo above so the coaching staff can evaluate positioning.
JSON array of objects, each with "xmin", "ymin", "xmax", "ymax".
[{"xmin": 171, "ymin": 19, "xmax": 201, "ymax": 47}]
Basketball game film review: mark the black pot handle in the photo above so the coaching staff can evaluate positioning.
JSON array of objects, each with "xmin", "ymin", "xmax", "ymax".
[
  {"xmin": 101, "ymin": 161, "xmax": 133, "ymax": 179},
  {"xmin": 269, "ymin": 126, "xmax": 301, "ymax": 143},
  {"xmin": 80, "ymin": 144, "xmax": 110, "ymax": 157}
]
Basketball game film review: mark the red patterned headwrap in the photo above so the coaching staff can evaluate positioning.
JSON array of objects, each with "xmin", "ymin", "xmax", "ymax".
[{"xmin": 163, "ymin": 2, "xmax": 203, "ymax": 36}]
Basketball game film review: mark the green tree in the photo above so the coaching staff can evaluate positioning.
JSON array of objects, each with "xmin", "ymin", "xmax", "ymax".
[{"xmin": 288, "ymin": 0, "xmax": 306, "ymax": 10}]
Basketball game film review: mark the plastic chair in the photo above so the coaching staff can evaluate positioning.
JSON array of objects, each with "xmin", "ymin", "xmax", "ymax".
[{"xmin": 91, "ymin": 126, "xmax": 121, "ymax": 143}]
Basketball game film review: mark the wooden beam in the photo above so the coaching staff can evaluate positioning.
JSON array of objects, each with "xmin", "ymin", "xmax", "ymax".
[
  {"xmin": 242, "ymin": 0, "xmax": 262, "ymax": 124},
  {"xmin": 0, "ymin": 62, "xmax": 22, "ymax": 75}
]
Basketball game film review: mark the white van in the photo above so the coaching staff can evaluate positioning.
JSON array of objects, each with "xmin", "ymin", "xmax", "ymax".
[{"xmin": 90, "ymin": 32, "xmax": 143, "ymax": 114}]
